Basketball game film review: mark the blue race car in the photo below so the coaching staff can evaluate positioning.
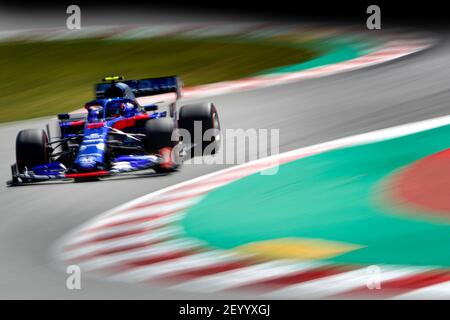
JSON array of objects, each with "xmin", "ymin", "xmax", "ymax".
[{"xmin": 8, "ymin": 75, "xmax": 221, "ymax": 185}]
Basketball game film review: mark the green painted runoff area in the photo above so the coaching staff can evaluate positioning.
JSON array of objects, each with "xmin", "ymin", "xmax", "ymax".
[{"xmin": 182, "ymin": 125, "xmax": 450, "ymax": 267}]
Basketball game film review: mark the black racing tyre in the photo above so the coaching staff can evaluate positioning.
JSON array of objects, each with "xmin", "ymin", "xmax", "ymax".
[
  {"xmin": 145, "ymin": 118, "xmax": 180, "ymax": 173},
  {"xmin": 178, "ymin": 102, "xmax": 221, "ymax": 157},
  {"xmin": 16, "ymin": 129, "xmax": 49, "ymax": 172},
  {"xmin": 153, "ymin": 165, "xmax": 175, "ymax": 174},
  {"xmin": 144, "ymin": 117, "xmax": 177, "ymax": 151}
]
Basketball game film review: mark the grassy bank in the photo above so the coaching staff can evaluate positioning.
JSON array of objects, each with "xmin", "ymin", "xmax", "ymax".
[{"xmin": 0, "ymin": 36, "xmax": 319, "ymax": 122}]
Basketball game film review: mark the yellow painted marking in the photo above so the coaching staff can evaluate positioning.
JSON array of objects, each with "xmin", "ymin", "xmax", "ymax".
[
  {"xmin": 104, "ymin": 76, "xmax": 123, "ymax": 81},
  {"xmin": 236, "ymin": 237, "xmax": 364, "ymax": 260}
]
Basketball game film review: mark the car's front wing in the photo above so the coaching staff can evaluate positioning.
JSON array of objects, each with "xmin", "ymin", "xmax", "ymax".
[{"xmin": 7, "ymin": 154, "xmax": 163, "ymax": 186}]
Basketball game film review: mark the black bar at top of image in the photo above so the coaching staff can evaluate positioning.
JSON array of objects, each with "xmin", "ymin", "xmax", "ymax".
[{"xmin": 1, "ymin": 0, "xmax": 448, "ymax": 26}]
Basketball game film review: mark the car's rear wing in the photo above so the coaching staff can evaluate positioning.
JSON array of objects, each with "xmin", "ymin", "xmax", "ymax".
[{"xmin": 95, "ymin": 76, "xmax": 183, "ymax": 100}]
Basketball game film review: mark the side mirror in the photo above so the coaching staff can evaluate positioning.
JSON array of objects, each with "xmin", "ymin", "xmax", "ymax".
[
  {"xmin": 57, "ymin": 113, "xmax": 70, "ymax": 120},
  {"xmin": 144, "ymin": 104, "xmax": 157, "ymax": 112}
]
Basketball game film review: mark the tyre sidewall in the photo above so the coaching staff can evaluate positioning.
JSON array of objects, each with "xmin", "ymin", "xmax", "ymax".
[
  {"xmin": 16, "ymin": 129, "xmax": 49, "ymax": 172},
  {"xmin": 179, "ymin": 102, "xmax": 220, "ymax": 156}
]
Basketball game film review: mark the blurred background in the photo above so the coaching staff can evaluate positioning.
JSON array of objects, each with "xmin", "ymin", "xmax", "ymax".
[{"xmin": 0, "ymin": 0, "xmax": 445, "ymax": 123}]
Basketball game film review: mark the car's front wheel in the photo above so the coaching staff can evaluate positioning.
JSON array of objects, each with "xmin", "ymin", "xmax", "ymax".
[{"xmin": 16, "ymin": 129, "xmax": 49, "ymax": 172}]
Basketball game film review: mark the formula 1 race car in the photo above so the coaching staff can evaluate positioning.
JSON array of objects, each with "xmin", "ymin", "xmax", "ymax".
[{"xmin": 7, "ymin": 75, "xmax": 220, "ymax": 185}]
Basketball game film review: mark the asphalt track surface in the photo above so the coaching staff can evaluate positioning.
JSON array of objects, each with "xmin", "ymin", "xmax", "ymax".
[{"xmin": 1, "ymin": 24, "xmax": 450, "ymax": 298}]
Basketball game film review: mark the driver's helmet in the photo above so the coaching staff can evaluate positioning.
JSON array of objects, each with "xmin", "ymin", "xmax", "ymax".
[
  {"xmin": 104, "ymin": 85, "xmax": 124, "ymax": 99},
  {"xmin": 106, "ymin": 101, "xmax": 126, "ymax": 118}
]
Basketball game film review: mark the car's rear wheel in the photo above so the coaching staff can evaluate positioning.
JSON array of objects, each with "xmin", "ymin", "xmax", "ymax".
[
  {"xmin": 16, "ymin": 129, "xmax": 49, "ymax": 172},
  {"xmin": 178, "ymin": 102, "xmax": 221, "ymax": 157}
]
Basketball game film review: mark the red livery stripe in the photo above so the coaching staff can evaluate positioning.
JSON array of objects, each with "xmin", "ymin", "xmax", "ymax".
[{"xmin": 65, "ymin": 171, "xmax": 110, "ymax": 178}]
